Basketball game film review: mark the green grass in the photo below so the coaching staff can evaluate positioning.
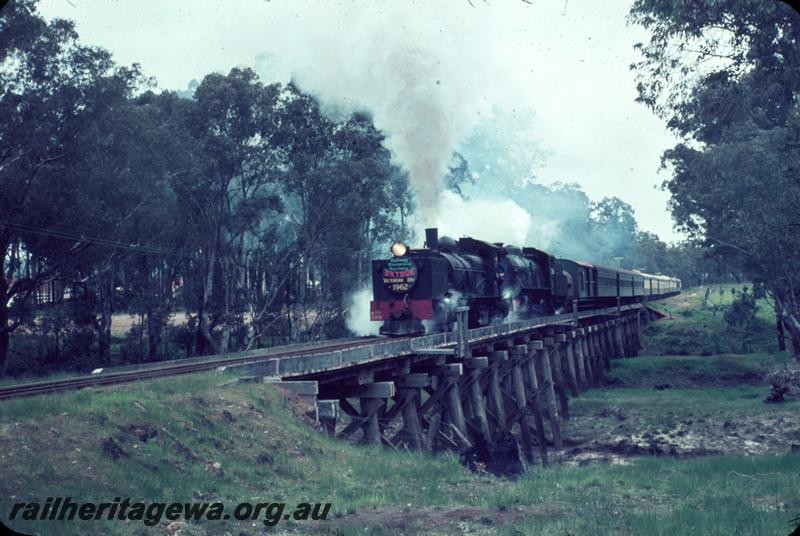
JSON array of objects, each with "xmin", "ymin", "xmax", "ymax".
[
  {"xmin": 643, "ymin": 284, "xmax": 780, "ymax": 356},
  {"xmin": 501, "ymin": 453, "xmax": 800, "ymax": 536},
  {"xmin": 604, "ymin": 352, "xmax": 789, "ymax": 389},
  {"xmin": 0, "ymin": 374, "xmax": 477, "ymax": 535},
  {"xmin": 2, "ymin": 284, "xmax": 799, "ymax": 535},
  {"xmin": 572, "ymin": 383, "xmax": 777, "ymax": 416},
  {"xmin": 2, "ymin": 367, "xmax": 799, "ymax": 535}
]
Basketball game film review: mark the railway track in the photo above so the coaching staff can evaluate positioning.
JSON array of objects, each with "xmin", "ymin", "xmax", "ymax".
[{"xmin": 0, "ymin": 336, "xmax": 386, "ymax": 401}]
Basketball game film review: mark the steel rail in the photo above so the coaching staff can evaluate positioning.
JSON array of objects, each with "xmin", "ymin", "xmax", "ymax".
[
  {"xmin": 0, "ymin": 337, "xmax": 385, "ymax": 400},
  {"xmin": 0, "ymin": 300, "xmax": 666, "ymax": 401}
]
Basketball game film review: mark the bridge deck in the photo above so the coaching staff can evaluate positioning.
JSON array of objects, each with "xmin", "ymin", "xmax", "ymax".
[{"xmin": 222, "ymin": 304, "xmax": 642, "ymax": 380}]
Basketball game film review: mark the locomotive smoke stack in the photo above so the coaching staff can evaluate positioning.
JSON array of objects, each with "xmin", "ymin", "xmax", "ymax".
[{"xmin": 425, "ymin": 228, "xmax": 439, "ymax": 251}]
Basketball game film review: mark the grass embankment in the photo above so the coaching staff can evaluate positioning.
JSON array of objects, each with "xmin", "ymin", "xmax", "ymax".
[
  {"xmin": 1, "ymin": 368, "xmax": 799, "ymax": 536},
  {"xmin": 643, "ymin": 284, "xmax": 778, "ymax": 356},
  {"xmin": 1, "ymin": 286, "xmax": 799, "ymax": 535}
]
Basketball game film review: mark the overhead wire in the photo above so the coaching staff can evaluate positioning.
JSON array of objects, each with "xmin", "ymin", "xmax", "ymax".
[{"xmin": 2, "ymin": 221, "xmax": 200, "ymax": 260}]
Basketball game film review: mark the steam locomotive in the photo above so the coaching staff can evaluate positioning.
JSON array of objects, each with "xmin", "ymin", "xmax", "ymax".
[{"xmin": 370, "ymin": 228, "xmax": 681, "ymax": 336}]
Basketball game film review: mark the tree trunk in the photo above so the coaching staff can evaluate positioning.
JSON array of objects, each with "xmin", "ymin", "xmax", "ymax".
[
  {"xmin": 185, "ymin": 313, "xmax": 195, "ymax": 358},
  {"xmin": 97, "ymin": 270, "xmax": 114, "ymax": 364},
  {"xmin": 0, "ymin": 293, "xmax": 9, "ymax": 377},
  {"xmin": 147, "ymin": 311, "xmax": 163, "ymax": 361},
  {"xmin": 197, "ymin": 247, "xmax": 217, "ymax": 355},
  {"xmin": 137, "ymin": 312, "xmax": 145, "ymax": 362},
  {"xmin": 0, "ymin": 241, "xmax": 10, "ymax": 376},
  {"xmin": 774, "ymin": 291, "xmax": 800, "ymax": 362},
  {"xmin": 220, "ymin": 257, "xmax": 233, "ymax": 354},
  {"xmin": 775, "ymin": 299, "xmax": 787, "ymax": 351},
  {"xmin": 786, "ymin": 314, "xmax": 800, "ymax": 361},
  {"xmin": 784, "ymin": 317, "xmax": 800, "ymax": 359},
  {"xmin": 219, "ymin": 329, "xmax": 230, "ymax": 353},
  {"xmin": 194, "ymin": 303, "xmax": 205, "ymax": 355}
]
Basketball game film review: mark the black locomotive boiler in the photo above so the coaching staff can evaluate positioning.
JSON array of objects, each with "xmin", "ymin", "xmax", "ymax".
[{"xmin": 370, "ymin": 228, "xmax": 681, "ymax": 336}]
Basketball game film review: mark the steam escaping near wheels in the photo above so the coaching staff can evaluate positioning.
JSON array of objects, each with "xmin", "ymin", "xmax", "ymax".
[{"xmin": 345, "ymin": 286, "xmax": 381, "ymax": 336}]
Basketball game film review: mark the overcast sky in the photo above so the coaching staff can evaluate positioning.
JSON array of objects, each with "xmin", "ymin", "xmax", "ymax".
[{"xmin": 37, "ymin": 0, "xmax": 684, "ymax": 243}]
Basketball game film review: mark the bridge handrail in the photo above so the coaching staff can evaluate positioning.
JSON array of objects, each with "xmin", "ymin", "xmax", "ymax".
[{"xmin": 274, "ymin": 304, "xmax": 644, "ymax": 378}]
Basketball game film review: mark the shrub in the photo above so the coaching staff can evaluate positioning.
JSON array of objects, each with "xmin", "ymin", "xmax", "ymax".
[{"xmin": 724, "ymin": 289, "xmax": 759, "ymax": 332}]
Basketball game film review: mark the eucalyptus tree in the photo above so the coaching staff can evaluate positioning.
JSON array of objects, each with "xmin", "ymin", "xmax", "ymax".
[
  {"xmin": 590, "ymin": 196, "xmax": 639, "ymax": 266},
  {"xmin": 274, "ymin": 87, "xmax": 406, "ymax": 340},
  {"xmin": 143, "ymin": 72, "xmax": 410, "ymax": 352},
  {"xmin": 175, "ymin": 68, "xmax": 285, "ymax": 355},
  {"xmin": 78, "ymin": 91, "xmax": 199, "ymax": 363},
  {"xmin": 0, "ymin": 0, "xmax": 144, "ymax": 373},
  {"xmin": 630, "ymin": 0, "xmax": 800, "ymax": 356}
]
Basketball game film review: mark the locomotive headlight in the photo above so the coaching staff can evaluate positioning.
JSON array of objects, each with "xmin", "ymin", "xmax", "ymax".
[{"xmin": 390, "ymin": 241, "xmax": 408, "ymax": 257}]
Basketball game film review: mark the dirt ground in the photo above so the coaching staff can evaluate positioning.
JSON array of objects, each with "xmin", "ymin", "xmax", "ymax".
[
  {"xmin": 110, "ymin": 313, "xmax": 186, "ymax": 337},
  {"xmin": 561, "ymin": 403, "xmax": 800, "ymax": 465},
  {"xmin": 556, "ymin": 362, "xmax": 800, "ymax": 466},
  {"xmin": 322, "ymin": 504, "xmax": 554, "ymax": 536},
  {"xmin": 318, "ymin": 356, "xmax": 800, "ymax": 534}
]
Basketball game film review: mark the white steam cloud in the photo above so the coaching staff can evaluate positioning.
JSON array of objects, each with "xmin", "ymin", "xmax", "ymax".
[
  {"xmin": 255, "ymin": 1, "xmax": 526, "ymax": 224},
  {"xmin": 345, "ymin": 286, "xmax": 380, "ymax": 336},
  {"xmin": 411, "ymin": 190, "xmax": 533, "ymax": 246},
  {"xmin": 526, "ymin": 218, "xmax": 560, "ymax": 251},
  {"xmin": 405, "ymin": 192, "xmax": 560, "ymax": 251},
  {"xmin": 254, "ymin": 2, "xmax": 543, "ymax": 335}
]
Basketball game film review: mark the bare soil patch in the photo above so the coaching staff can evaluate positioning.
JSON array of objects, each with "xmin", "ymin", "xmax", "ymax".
[
  {"xmin": 110, "ymin": 312, "xmax": 186, "ymax": 337},
  {"xmin": 560, "ymin": 385, "xmax": 800, "ymax": 465},
  {"xmin": 562, "ymin": 412, "xmax": 800, "ymax": 465},
  {"xmin": 324, "ymin": 503, "xmax": 565, "ymax": 535}
]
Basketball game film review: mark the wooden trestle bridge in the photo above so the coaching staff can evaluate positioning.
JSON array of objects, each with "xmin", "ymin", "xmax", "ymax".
[
  {"xmin": 0, "ymin": 301, "xmax": 656, "ymax": 468},
  {"xmin": 223, "ymin": 302, "xmax": 653, "ymax": 467}
]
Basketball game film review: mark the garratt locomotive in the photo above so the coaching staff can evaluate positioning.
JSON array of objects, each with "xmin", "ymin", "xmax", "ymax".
[{"xmin": 370, "ymin": 228, "xmax": 681, "ymax": 336}]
